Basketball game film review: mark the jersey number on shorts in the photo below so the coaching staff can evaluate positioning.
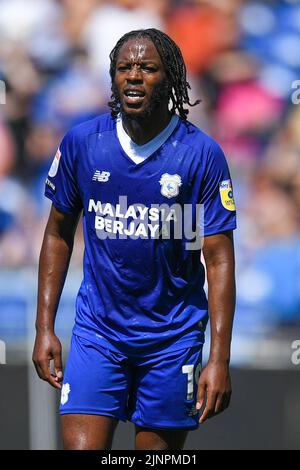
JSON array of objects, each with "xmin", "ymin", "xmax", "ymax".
[{"xmin": 182, "ymin": 363, "xmax": 202, "ymax": 400}]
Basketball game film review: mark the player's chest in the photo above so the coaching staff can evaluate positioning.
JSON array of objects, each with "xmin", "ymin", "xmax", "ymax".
[{"xmin": 77, "ymin": 137, "xmax": 197, "ymax": 207}]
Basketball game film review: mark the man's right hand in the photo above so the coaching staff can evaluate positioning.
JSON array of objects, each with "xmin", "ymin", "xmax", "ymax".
[{"xmin": 32, "ymin": 331, "xmax": 63, "ymax": 389}]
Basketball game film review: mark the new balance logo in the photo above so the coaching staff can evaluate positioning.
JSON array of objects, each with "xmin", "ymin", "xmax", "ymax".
[
  {"xmin": 187, "ymin": 405, "xmax": 198, "ymax": 416},
  {"xmin": 92, "ymin": 170, "xmax": 111, "ymax": 182}
]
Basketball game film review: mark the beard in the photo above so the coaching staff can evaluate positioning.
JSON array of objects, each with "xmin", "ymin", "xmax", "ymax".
[{"xmin": 111, "ymin": 79, "xmax": 170, "ymax": 121}]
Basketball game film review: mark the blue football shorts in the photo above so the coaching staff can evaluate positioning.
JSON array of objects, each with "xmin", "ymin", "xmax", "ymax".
[{"xmin": 59, "ymin": 334, "xmax": 203, "ymax": 430}]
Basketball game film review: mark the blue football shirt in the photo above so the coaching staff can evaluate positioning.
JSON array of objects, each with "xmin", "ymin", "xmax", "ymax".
[{"xmin": 45, "ymin": 113, "xmax": 237, "ymax": 356}]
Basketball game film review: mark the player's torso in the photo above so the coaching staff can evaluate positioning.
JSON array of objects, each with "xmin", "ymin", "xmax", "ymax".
[{"xmin": 75, "ymin": 118, "xmax": 203, "ymax": 241}]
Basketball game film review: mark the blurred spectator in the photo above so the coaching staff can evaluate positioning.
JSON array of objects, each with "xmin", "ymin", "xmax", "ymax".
[
  {"xmin": 166, "ymin": 0, "xmax": 240, "ymax": 76},
  {"xmin": 212, "ymin": 55, "xmax": 284, "ymax": 164},
  {"xmin": 0, "ymin": 119, "xmax": 15, "ymax": 176},
  {"xmin": 61, "ymin": 0, "xmax": 101, "ymax": 47},
  {"xmin": 82, "ymin": 0, "xmax": 164, "ymax": 82},
  {"xmin": 30, "ymin": 48, "xmax": 106, "ymax": 131},
  {"xmin": 0, "ymin": 119, "xmax": 17, "ymax": 235},
  {"xmin": 0, "ymin": 119, "xmax": 34, "ymax": 265},
  {"xmin": 0, "ymin": 0, "xmax": 61, "ymax": 43},
  {"xmin": 244, "ymin": 171, "xmax": 299, "ymax": 247}
]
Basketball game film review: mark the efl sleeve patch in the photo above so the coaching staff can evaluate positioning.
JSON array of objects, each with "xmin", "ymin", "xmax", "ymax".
[
  {"xmin": 44, "ymin": 130, "xmax": 83, "ymax": 213},
  {"xmin": 48, "ymin": 148, "xmax": 61, "ymax": 177},
  {"xmin": 219, "ymin": 179, "xmax": 236, "ymax": 211}
]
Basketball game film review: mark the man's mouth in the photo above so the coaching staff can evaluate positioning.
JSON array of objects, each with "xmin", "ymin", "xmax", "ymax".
[{"xmin": 124, "ymin": 89, "xmax": 145, "ymax": 104}]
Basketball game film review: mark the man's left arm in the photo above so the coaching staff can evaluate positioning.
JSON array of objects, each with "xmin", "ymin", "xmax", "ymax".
[{"xmin": 196, "ymin": 230, "xmax": 236, "ymax": 423}]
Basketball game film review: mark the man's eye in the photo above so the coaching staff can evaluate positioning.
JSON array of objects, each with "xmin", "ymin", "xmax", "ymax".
[
  {"xmin": 143, "ymin": 66, "xmax": 156, "ymax": 72},
  {"xmin": 117, "ymin": 66, "xmax": 130, "ymax": 71}
]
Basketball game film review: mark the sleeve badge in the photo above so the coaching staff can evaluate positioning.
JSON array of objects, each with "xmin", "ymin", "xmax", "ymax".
[
  {"xmin": 48, "ymin": 148, "xmax": 61, "ymax": 178},
  {"xmin": 219, "ymin": 179, "xmax": 236, "ymax": 211}
]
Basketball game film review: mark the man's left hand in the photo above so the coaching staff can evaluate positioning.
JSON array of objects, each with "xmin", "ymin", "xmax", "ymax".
[{"xmin": 196, "ymin": 360, "xmax": 232, "ymax": 423}]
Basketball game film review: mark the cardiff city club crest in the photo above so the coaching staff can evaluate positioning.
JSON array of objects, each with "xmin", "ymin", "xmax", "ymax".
[
  {"xmin": 60, "ymin": 383, "xmax": 71, "ymax": 405},
  {"xmin": 159, "ymin": 173, "xmax": 182, "ymax": 199},
  {"xmin": 219, "ymin": 179, "xmax": 236, "ymax": 211}
]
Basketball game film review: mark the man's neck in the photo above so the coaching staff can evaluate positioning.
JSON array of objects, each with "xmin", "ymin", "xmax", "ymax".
[{"xmin": 121, "ymin": 108, "xmax": 172, "ymax": 146}]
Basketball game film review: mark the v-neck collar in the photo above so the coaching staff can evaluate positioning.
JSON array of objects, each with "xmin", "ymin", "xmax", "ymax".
[{"xmin": 115, "ymin": 114, "xmax": 179, "ymax": 166}]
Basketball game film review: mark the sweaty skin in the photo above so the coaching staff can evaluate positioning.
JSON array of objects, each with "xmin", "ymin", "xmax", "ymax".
[
  {"xmin": 114, "ymin": 38, "xmax": 171, "ymax": 145},
  {"xmin": 33, "ymin": 206, "xmax": 81, "ymax": 389},
  {"xmin": 198, "ymin": 231, "xmax": 235, "ymax": 423},
  {"xmin": 32, "ymin": 36, "xmax": 236, "ymax": 449},
  {"xmin": 128, "ymin": 42, "xmax": 146, "ymax": 62}
]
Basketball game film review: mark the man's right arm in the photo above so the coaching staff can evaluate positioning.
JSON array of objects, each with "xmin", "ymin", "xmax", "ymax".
[{"xmin": 32, "ymin": 204, "xmax": 81, "ymax": 389}]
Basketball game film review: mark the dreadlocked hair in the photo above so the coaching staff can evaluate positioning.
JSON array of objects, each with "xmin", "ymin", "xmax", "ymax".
[{"xmin": 108, "ymin": 28, "xmax": 200, "ymax": 120}]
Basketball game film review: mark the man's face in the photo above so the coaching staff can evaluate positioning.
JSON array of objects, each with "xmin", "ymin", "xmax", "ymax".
[{"xmin": 113, "ymin": 38, "xmax": 169, "ymax": 118}]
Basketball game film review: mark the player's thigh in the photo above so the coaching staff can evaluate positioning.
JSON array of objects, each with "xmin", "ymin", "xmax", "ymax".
[
  {"xmin": 61, "ymin": 414, "xmax": 118, "ymax": 450},
  {"xmin": 60, "ymin": 334, "xmax": 129, "ymax": 417},
  {"xmin": 135, "ymin": 426, "xmax": 188, "ymax": 450},
  {"xmin": 129, "ymin": 345, "xmax": 203, "ymax": 440},
  {"xmin": 59, "ymin": 334, "xmax": 130, "ymax": 449}
]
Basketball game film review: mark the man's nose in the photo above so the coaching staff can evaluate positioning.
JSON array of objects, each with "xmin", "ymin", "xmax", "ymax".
[{"xmin": 127, "ymin": 65, "xmax": 143, "ymax": 82}]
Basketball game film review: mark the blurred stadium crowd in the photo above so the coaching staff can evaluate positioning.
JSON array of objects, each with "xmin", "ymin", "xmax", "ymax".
[{"xmin": 0, "ymin": 0, "xmax": 300, "ymax": 339}]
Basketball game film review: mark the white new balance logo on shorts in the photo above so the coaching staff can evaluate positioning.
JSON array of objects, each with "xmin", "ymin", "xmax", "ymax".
[{"xmin": 92, "ymin": 170, "xmax": 111, "ymax": 182}]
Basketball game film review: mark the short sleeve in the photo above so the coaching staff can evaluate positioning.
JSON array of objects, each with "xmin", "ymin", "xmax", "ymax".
[
  {"xmin": 45, "ymin": 130, "xmax": 83, "ymax": 214},
  {"xmin": 199, "ymin": 141, "xmax": 237, "ymax": 236}
]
